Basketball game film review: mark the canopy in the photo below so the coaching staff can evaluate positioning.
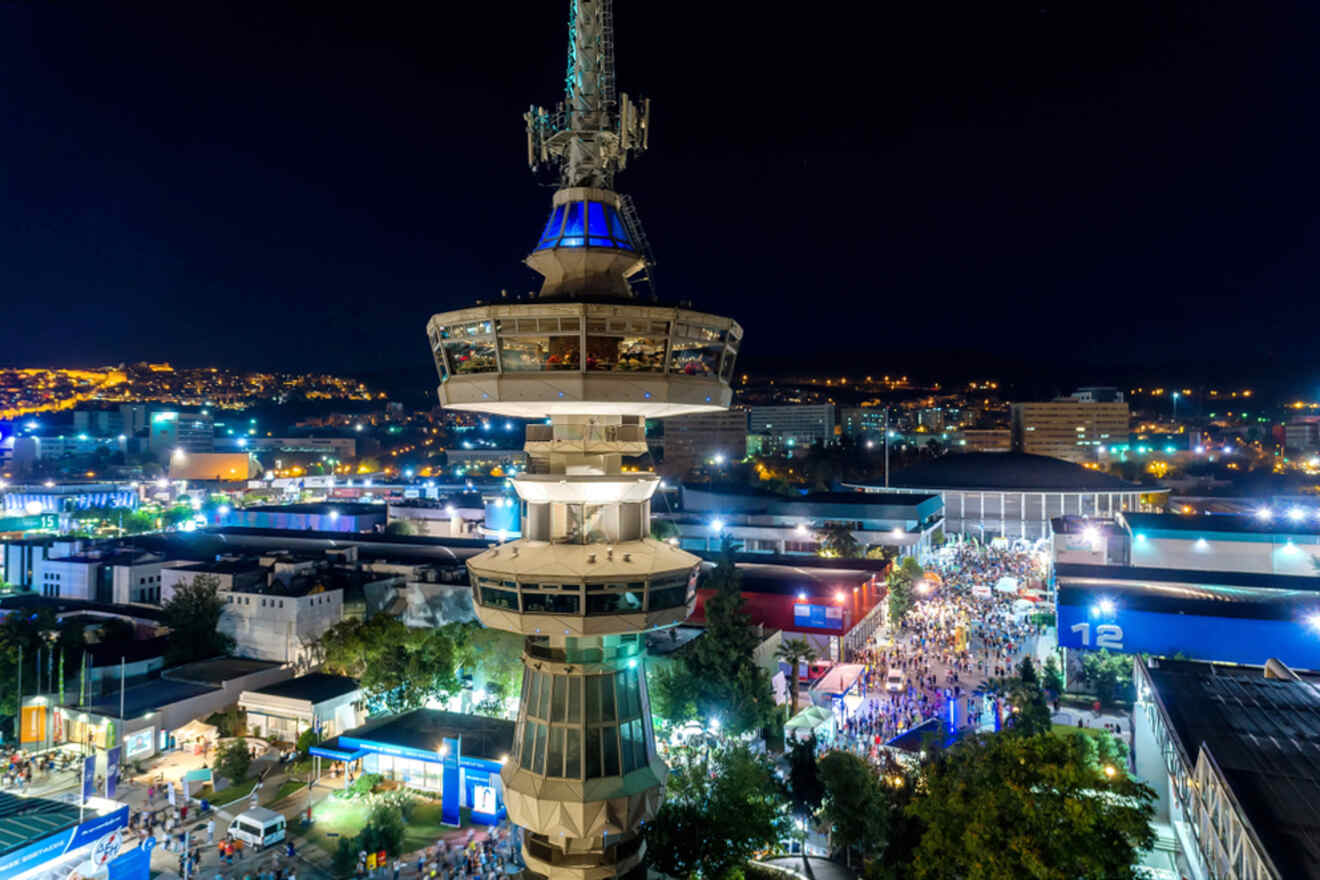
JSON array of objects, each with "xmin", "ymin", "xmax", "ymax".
[
  {"xmin": 994, "ymin": 576, "xmax": 1020, "ymax": 594},
  {"xmin": 785, "ymin": 706, "xmax": 835, "ymax": 742},
  {"xmin": 174, "ymin": 719, "xmax": 219, "ymax": 741}
]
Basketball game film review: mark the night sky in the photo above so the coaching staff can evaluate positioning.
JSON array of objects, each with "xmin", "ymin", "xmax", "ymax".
[{"xmin": 3, "ymin": 2, "xmax": 1319, "ymax": 389}]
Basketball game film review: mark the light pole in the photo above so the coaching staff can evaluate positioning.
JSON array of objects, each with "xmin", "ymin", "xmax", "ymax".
[
  {"xmin": 1172, "ymin": 391, "xmax": 1180, "ymax": 424},
  {"xmin": 884, "ymin": 408, "xmax": 891, "ymax": 489}
]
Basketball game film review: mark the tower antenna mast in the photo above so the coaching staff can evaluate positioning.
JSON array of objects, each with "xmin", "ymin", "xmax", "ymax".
[{"xmin": 525, "ymin": 0, "xmax": 651, "ymax": 190}]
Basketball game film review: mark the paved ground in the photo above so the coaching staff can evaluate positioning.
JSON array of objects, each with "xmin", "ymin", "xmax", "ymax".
[{"xmin": 762, "ymin": 855, "xmax": 857, "ymax": 880}]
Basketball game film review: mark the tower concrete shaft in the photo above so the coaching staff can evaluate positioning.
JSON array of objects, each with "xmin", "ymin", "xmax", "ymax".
[{"xmin": 467, "ymin": 414, "xmax": 691, "ymax": 880}]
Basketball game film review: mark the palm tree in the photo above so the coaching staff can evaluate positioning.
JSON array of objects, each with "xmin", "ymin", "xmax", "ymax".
[{"xmin": 775, "ymin": 637, "xmax": 818, "ymax": 720}]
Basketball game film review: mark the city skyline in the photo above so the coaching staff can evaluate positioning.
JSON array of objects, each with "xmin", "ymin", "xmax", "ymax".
[{"xmin": 4, "ymin": 3, "xmax": 1319, "ymax": 379}]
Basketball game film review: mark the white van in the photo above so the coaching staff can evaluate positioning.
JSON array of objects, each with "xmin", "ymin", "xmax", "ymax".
[
  {"xmin": 228, "ymin": 807, "xmax": 286, "ymax": 849},
  {"xmin": 885, "ymin": 668, "xmax": 905, "ymax": 693}
]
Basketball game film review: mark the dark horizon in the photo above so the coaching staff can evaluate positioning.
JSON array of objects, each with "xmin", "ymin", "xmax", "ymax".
[{"xmin": 4, "ymin": 2, "xmax": 1320, "ymax": 391}]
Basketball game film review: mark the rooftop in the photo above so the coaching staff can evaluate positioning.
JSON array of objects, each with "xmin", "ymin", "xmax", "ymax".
[
  {"xmin": 241, "ymin": 503, "xmax": 385, "ymax": 516},
  {"xmin": 89, "ymin": 677, "xmax": 215, "ymax": 718},
  {"xmin": 163, "ymin": 657, "xmax": 284, "ymax": 686},
  {"xmin": 326, "ymin": 708, "xmax": 515, "ymax": 763},
  {"xmin": 713, "ymin": 562, "xmax": 875, "ymax": 597},
  {"xmin": 874, "ymin": 452, "xmax": 1158, "ymax": 493},
  {"xmin": 246, "ymin": 673, "xmax": 359, "ymax": 704},
  {"xmin": 1055, "ymin": 561, "xmax": 1320, "ymax": 596},
  {"xmin": 0, "ymin": 791, "xmax": 81, "ymax": 856},
  {"xmin": 1142, "ymin": 658, "xmax": 1320, "ymax": 879},
  {"xmin": 1125, "ymin": 510, "xmax": 1320, "ymax": 538}
]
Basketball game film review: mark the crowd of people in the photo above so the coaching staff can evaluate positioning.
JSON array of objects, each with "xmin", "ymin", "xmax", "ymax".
[{"xmin": 827, "ymin": 541, "xmax": 1050, "ymax": 761}]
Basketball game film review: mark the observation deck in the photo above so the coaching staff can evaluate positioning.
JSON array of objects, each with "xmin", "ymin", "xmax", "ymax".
[{"xmin": 427, "ymin": 301, "xmax": 741, "ymax": 418}]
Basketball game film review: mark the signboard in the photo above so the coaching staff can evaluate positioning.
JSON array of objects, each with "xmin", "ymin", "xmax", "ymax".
[
  {"xmin": 792, "ymin": 603, "xmax": 845, "ymax": 631},
  {"xmin": 81, "ymin": 756, "xmax": 96, "ymax": 802},
  {"xmin": 1057, "ymin": 602, "xmax": 1320, "ymax": 669},
  {"xmin": 124, "ymin": 728, "xmax": 153, "ymax": 759},
  {"xmin": 105, "ymin": 746, "xmax": 121, "ymax": 799},
  {"xmin": 0, "ymin": 806, "xmax": 129, "ymax": 880},
  {"xmin": 20, "ymin": 706, "xmax": 45, "ymax": 744}
]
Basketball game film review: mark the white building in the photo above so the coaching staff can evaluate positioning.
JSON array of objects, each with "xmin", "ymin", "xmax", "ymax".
[
  {"xmin": 238, "ymin": 673, "xmax": 362, "ymax": 741},
  {"xmin": 747, "ymin": 404, "xmax": 836, "ymax": 455},
  {"xmin": 220, "ymin": 585, "xmax": 343, "ymax": 668},
  {"xmin": 35, "ymin": 548, "xmax": 172, "ymax": 603}
]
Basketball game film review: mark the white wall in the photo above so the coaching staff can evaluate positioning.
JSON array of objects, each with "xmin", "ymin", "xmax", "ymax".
[
  {"xmin": 1132, "ymin": 536, "xmax": 1320, "ymax": 576},
  {"xmin": 220, "ymin": 589, "xmax": 343, "ymax": 667}
]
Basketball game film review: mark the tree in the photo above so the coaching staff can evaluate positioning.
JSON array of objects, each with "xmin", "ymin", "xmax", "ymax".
[
  {"xmin": 650, "ymin": 519, "xmax": 681, "ymax": 543},
  {"xmin": 1080, "ymin": 649, "xmax": 1133, "ymax": 707},
  {"xmin": 383, "ymin": 520, "xmax": 416, "ymax": 536},
  {"xmin": 160, "ymin": 574, "xmax": 235, "ymax": 664},
  {"xmin": 908, "ymin": 732, "xmax": 1156, "ymax": 880},
  {"xmin": 648, "ymin": 661, "xmax": 699, "ymax": 727},
  {"xmin": 886, "ymin": 556, "xmax": 923, "ymax": 625},
  {"xmin": 451, "ymin": 623, "xmax": 524, "ymax": 718},
  {"xmin": 1042, "ymin": 653, "xmax": 1065, "ymax": 696},
  {"xmin": 818, "ymin": 523, "xmax": 862, "ymax": 558},
  {"xmin": 774, "ymin": 637, "xmax": 817, "ymax": 719},
  {"xmin": 785, "ymin": 736, "xmax": 825, "ymax": 820},
  {"xmin": 681, "ymin": 540, "xmax": 777, "ymax": 735},
  {"xmin": 318, "ymin": 616, "xmax": 464, "ymax": 712},
  {"xmin": 216, "ymin": 739, "xmax": 251, "ymax": 785},
  {"xmin": 818, "ymin": 750, "xmax": 892, "ymax": 865},
  {"xmin": 645, "ymin": 744, "xmax": 784, "ymax": 879},
  {"xmin": 295, "ymin": 727, "xmax": 320, "ymax": 757},
  {"xmin": 1003, "ymin": 656, "xmax": 1052, "ymax": 737},
  {"xmin": 360, "ymin": 801, "xmax": 408, "ymax": 857}
]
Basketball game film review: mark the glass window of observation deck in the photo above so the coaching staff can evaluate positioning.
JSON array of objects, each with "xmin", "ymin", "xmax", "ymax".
[
  {"xmin": 445, "ymin": 339, "xmax": 497, "ymax": 374},
  {"xmin": 522, "ymin": 591, "xmax": 579, "ymax": 615},
  {"xmin": 670, "ymin": 339, "xmax": 722, "ymax": 376},
  {"xmin": 585, "ymin": 335, "xmax": 667, "ymax": 372},
  {"xmin": 500, "ymin": 335, "xmax": 580, "ymax": 372}
]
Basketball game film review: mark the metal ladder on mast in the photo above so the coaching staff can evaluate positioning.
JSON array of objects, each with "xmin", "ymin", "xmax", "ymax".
[{"xmin": 618, "ymin": 193, "xmax": 657, "ymax": 298}]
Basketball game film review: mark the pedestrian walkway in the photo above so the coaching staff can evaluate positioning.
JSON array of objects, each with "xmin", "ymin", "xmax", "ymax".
[{"xmin": 761, "ymin": 855, "xmax": 857, "ymax": 880}]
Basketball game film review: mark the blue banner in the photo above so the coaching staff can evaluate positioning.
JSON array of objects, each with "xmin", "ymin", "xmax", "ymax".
[
  {"xmin": 82, "ymin": 755, "xmax": 96, "ymax": 802},
  {"xmin": 0, "ymin": 806, "xmax": 129, "ymax": 880},
  {"xmin": 1057, "ymin": 602, "xmax": 1320, "ymax": 669},
  {"xmin": 105, "ymin": 746, "xmax": 121, "ymax": 799}
]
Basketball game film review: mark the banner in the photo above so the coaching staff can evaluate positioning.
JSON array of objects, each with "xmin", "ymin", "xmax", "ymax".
[
  {"xmin": 0, "ymin": 805, "xmax": 129, "ymax": 880},
  {"xmin": 20, "ymin": 706, "xmax": 45, "ymax": 745},
  {"xmin": 81, "ymin": 755, "xmax": 96, "ymax": 802},
  {"xmin": 106, "ymin": 746, "xmax": 121, "ymax": 799}
]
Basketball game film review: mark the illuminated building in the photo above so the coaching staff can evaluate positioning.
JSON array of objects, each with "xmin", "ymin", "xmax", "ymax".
[
  {"xmin": 1010, "ymin": 396, "xmax": 1129, "ymax": 463},
  {"xmin": 424, "ymin": 2, "xmax": 742, "ymax": 876}
]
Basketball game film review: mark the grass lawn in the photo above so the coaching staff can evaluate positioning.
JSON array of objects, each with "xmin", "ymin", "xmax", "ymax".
[
  {"xmin": 207, "ymin": 780, "xmax": 257, "ymax": 806},
  {"xmin": 1052, "ymin": 723, "xmax": 1109, "ymax": 740},
  {"xmin": 305, "ymin": 797, "xmax": 469, "ymax": 856},
  {"xmin": 268, "ymin": 779, "xmax": 306, "ymax": 804}
]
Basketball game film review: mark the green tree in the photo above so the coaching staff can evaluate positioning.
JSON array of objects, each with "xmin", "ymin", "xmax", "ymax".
[
  {"xmin": 886, "ymin": 556, "xmax": 923, "ymax": 625},
  {"xmin": 332, "ymin": 838, "xmax": 358, "ymax": 876},
  {"xmin": 648, "ymin": 661, "xmax": 699, "ymax": 727},
  {"xmin": 451, "ymin": 623, "xmax": 524, "ymax": 718},
  {"xmin": 818, "ymin": 523, "xmax": 862, "ymax": 558},
  {"xmin": 908, "ymin": 733, "xmax": 1156, "ymax": 880},
  {"xmin": 1042, "ymin": 653, "xmax": 1065, "ymax": 696},
  {"xmin": 160, "ymin": 574, "xmax": 235, "ymax": 664},
  {"xmin": 295, "ymin": 727, "xmax": 320, "ymax": 757},
  {"xmin": 318, "ymin": 616, "xmax": 463, "ymax": 712},
  {"xmin": 682, "ymin": 540, "xmax": 777, "ymax": 734},
  {"xmin": 1080, "ymin": 649, "xmax": 1133, "ymax": 707},
  {"xmin": 650, "ymin": 519, "xmax": 681, "ymax": 542},
  {"xmin": 383, "ymin": 520, "xmax": 417, "ymax": 536},
  {"xmin": 1004, "ymin": 656, "xmax": 1052, "ymax": 737},
  {"xmin": 359, "ymin": 801, "xmax": 408, "ymax": 856},
  {"xmin": 774, "ymin": 637, "xmax": 817, "ymax": 720},
  {"xmin": 786, "ymin": 736, "xmax": 825, "ymax": 820},
  {"xmin": 819, "ymin": 750, "xmax": 892, "ymax": 866},
  {"xmin": 216, "ymin": 739, "xmax": 251, "ymax": 785},
  {"xmin": 0, "ymin": 608, "xmax": 61, "ymax": 740},
  {"xmin": 645, "ymin": 744, "xmax": 784, "ymax": 879}
]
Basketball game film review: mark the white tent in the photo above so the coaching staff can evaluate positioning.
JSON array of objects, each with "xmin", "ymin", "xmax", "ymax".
[{"xmin": 994, "ymin": 576, "xmax": 1020, "ymax": 594}]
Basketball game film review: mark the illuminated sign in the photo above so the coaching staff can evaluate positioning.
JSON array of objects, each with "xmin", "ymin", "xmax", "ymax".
[{"xmin": 792, "ymin": 603, "xmax": 845, "ymax": 631}]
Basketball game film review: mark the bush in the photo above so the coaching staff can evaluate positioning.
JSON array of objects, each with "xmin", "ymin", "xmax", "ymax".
[
  {"xmin": 340, "ymin": 772, "xmax": 383, "ymax": 798},
  {"xmin": 332, "ymin": 837, "xmax": 358, "ymax": 877},
  {"xmin": 359, "ymin": 802, "xmax": 407, "ymax": 857},
  {"xmin": 295, "ymin": 727, "xmax": 321, "ymax": 757},
  {"xmin": 216, "ymin": 739, "xmax": 252, "ymax": 785}
]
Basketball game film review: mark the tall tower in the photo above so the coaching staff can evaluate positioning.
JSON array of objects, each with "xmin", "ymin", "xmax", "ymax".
[{"xmin": 425, "ymin": 2, "xmax": 742, "ymax": 879}]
